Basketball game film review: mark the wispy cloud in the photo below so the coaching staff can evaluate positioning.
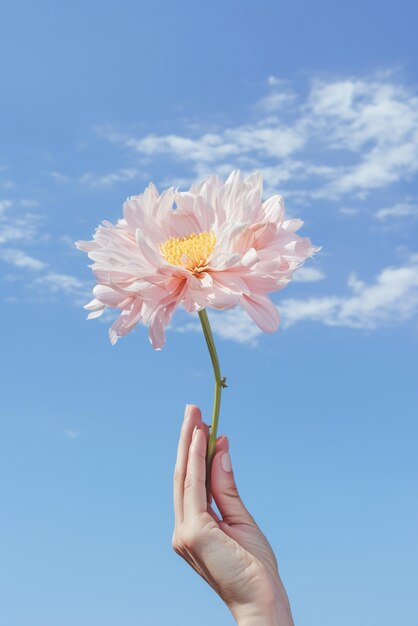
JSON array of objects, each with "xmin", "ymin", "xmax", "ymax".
[
  {"xmin": 96, "ymin": 71, "xmax": 418, "ymax": 203},
  {"xmin": 292, "ymin": 266, "xmax": 325, "ymax": 282},
  {"xmin": 257, "ymin": 77, "xmax": 297, "ymax": 112},
  {"xmin": 33, "ymin": 273, "xmax": 90, "ymax": 306},
  {"xmin": 375, "ymin": 201, "xmax": 418, "ymax": 220},
  {"xmin": 103, "ymin": 121, "xmax": 305, "ymax": 169},
  {"xmin": 34, "ymin": 272, "xmax": 88, "ymax": 296},
  {"xmin": 308, "ymin": 76, "xmax": 418, "ymax": 198},
  {"xmin": 0, "ymin": 199, "xmax": 40, "ymax": 245},
  {"xmin": 0, "ymin": 198, "xmax": 91, "ymax": 304},
  {"xmin": 80, "ymin": 167, "xmax": 141, "ymax": 187},
  {"xmin": 339, "ymin": 207, "xmax": 360, "ymax": 216},
  {"xmin": 50, "ymin": 171, "xmax": 70, "ymax": 184},
  {"xmin": 0, "ymin": 173, "xmax": 14, "ymax": 190},
  {"xmin": 280, "ymin": 256, "xmax": 418, "ymax": 330},
  {"xmin": 176, "ymin": 307, "xmax": 263, "ymax": 347},
  {"xmin": 0, "ymin": 248, "xmax": 47, "ymax": 270},
  {"xmin": 0, "ymin": 199, "xmax": 13, "ymax": 215}
]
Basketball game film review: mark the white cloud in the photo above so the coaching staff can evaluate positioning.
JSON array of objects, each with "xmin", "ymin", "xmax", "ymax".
[
  {"xmin": 0, "ymin": 199, "xmax": 12, "ymax": 215},
  {"xmin": 59, "ymin": 234, "xmax": 78, "ymax": 248},
  {"xmin": 80, "ymin": 167, "xmax": 141, "ymax": 187},
  {"xmin": 293, "ymin": 266, "xmax": 325, "ymax": 282},
  {"xmin": 0, "ymin": 180, "xmax": 14, "ymax": 190},
  {"xmin": 51, "ymin": 171, "xmax": 70, "ymax": 184},
  {"xmin": 257, "ymin": 78, "xmax": 297, "ymax": 112},
  {"xmin": 208, "ymin": 309, "xmax": 263, "ymax": 345},
  {"xmin": 0, "ymin": 200, "xmax": 40, "ymax": 245},
  {"xmin": 307, "ymin": 77, "xmax": 418, "ymax": 197},
  {"xmin": 280, "ymin": 258, "xmax": 418, "ymax": 329},
  {"xmin": 375, "ymin": 201, "xmax": 418, "ymax": 220},
  {"xmin": 20, "ymin": 199, "xmax": 39, "ymax": 208},
  {"xmin": 0, "ymin": 200, "xmax": 90, "ymax": 303},
  {"xmin": 339, "ymin": 207, "xmax": 360, "ymax": 216},
  {"xmin": 98, "ymin": 72, "xmax": 418, "ymax": 201},
  {"xmin": 309, "ymin": 78, "xmax": 417, "ymax": 150},
  {"xmin": 176, "ymin": 308, "xmax": 262, "ymax": 347},
  {"xmin": 0, "ymin": 248, "xmax": 47, "ymax": 270},
  {"xmin": 267, "ymin": 75, "xmax": 281, "ymax": 87},
  {"xmin": 119, "ymin": 123, "xmax": 305, "ymax": 166},
  {"xmin": 35, "ymin": 272, "xmax": 88, "ymax": 296},
  {"xmin": 32, "ymin": 272, "xmax": 90, "ymax": 306}
]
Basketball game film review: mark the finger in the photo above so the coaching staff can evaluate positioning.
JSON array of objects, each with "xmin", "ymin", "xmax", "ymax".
[
  {"xmin": 173, "ymin": 405, "xmax": 202, "ymax": 525},
  {"xmin": 210, "ymin": 437, "xmax": 256, "ymax": 527},
  {"xmin": 183, "ymin": 426, "xmax": 207, "ymax": 519},
  {"xmin": 205, "ymin": 434, "xmax": 228, "ymax": 505}
]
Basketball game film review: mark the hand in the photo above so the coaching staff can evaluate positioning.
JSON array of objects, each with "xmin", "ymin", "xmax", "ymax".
[{"xmin": 172, "ymin": 405, "xmax": 294, "ymax": 626}]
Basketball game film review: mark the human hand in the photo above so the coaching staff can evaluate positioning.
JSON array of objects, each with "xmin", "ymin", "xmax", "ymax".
[{"xmin": 172, "ymin": 405, "xmax": 294, "ymax": 626}]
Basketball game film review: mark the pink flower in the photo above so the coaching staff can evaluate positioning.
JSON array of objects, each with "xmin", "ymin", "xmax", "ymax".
[{"xmin": 76, "ymin": 170, "xmax": 319, "ymax": 349}]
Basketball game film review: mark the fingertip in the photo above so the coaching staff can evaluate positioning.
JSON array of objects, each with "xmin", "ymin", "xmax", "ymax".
[
  {"xmin": 215, "ymin": 434, "xmax": 229, "ymax": 453},
  {"xmin": 184, "ymin": 404, "xmax": 202, "ymax": 424},
  {"xmin": 193, "ymin": 426, "xmax": 207, "ymax": 455},
  {"xmin": 210, "ymin": 447, "xmax": 230, "ymax": 486},
  {"xmin": 221, "ymin": 451, "xmax": 232, "ymax": 472}
]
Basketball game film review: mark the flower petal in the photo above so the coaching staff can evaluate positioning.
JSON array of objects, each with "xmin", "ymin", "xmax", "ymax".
[
  {"xmin": 262, "ymin": 195, "xmax": 285, "ymax": 225},
  {"xmin": 240, "ymin": 294, "xmax": 280, "ymax": 332},
  {"xmin": 109, "ymin": 299, "xmax": 144, "ymax": 344},
  {"xmin": 135, "ymin": 229, "xmax": 161, "ymax": 267},
  {"xmin": 148, "ymin": 302, "xmax": 177, "ymax": 350}
]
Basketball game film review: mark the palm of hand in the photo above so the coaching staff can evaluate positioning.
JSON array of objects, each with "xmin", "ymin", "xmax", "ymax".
[{"xmin": 184, "ymin": 510, "xmax": 280, "ymax": 611}]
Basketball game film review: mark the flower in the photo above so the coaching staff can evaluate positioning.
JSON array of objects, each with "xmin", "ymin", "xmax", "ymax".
[{"xmin": 76, "ymin": 170, "xmax": 319, "ymax": 349}]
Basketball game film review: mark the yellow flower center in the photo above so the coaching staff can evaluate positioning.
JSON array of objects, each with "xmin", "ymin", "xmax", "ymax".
[{"xmin": 160, "ymin": 231, "xmax": 216, "ymax": 272}]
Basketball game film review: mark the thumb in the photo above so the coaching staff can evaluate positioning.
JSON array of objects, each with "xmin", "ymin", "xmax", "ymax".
[{"xmin": 210, "ymin": 437, "xmax": 256, "ymax": 527}]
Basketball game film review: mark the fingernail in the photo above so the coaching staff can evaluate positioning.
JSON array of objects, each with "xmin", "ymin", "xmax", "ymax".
[
  {"xmin": 218, "ymin": 435, "xmax": 229, "ymax": 449},
  {"xmin": 221, "ymin": 451, "xmax": 232, "ymax": 472},
  {"xmin": 192, "ymin": 425, "xmax": 199, "ymax": 440},
  {"xmin": 184, "ymin": 404, "xmax": 192, "ymax": 420}
]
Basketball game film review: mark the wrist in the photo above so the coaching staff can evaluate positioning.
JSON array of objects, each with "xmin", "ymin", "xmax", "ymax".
[
  {"xmin": 235, "ymin": 604, "xmax": 294, "ymax": 626},
  {"xmin": 233, "ymin": 589, "xmax": 294, "ymax": 626}
]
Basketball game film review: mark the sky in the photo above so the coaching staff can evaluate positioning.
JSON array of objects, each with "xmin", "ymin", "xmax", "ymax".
[{"xmin": 1, "ymin": 1, "xmax": 418, "ymax": 625}]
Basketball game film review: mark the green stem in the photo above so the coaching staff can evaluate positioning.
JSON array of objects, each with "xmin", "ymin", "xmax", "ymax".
[{"xmin": 198, "ymin": 309, "xmax": 227, "ymax": 497}]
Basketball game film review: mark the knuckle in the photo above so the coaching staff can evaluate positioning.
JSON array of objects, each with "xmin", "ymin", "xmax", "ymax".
[
  {"xmin": 171, "ymin": 532, "xmax": 178, "ymax": 551},
  {"xmin": 224, "ymin": 483, "xmax": 240, "ymax": 499},
  {"xmin": 172, "ymin": 530, "xmax": 186, "ymax": 555},
  {"xmin": 178, "ymin": 524, "xmax": 201, "ymax": 551},
  {"xmin": 184, "ymin": 473, "xmax": 193, "ymax": 492}
]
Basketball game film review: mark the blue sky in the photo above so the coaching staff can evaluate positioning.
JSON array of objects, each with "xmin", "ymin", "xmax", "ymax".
[{"xmin": 1, "ymin": 1, "xmax": 418, "ymax": 625}]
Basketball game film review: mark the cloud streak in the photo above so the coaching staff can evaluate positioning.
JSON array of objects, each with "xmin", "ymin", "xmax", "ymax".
[
  {"xmin": 96, "ymin": 72, "xmax": 418, "ymax": 204},
  {"xmin": 281, "ymin": 257, "xmax": 418, "ymax": 330},
  {"xmin": 0, "ymin": 248, "xmax": 47, "ymax": 270},
  {"xmin": 34, "ymin": 272, "xmax": 88, "ymax": 295},
  {"xmin": 80, "ymin": 167, "xmax": 141, "ymax": 187},
  {"xmin": 374, "ymin": 201, "xmax": 418, "ymax": 220},
  {"xmin": 0, "ymin": 199, "xmax": 40, "ymax": 245}
]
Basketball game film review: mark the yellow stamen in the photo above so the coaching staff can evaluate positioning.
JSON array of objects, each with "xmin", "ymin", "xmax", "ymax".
[{"xmin": 160, "ymin": 231, "xmax": 216, "ymax": 272}]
